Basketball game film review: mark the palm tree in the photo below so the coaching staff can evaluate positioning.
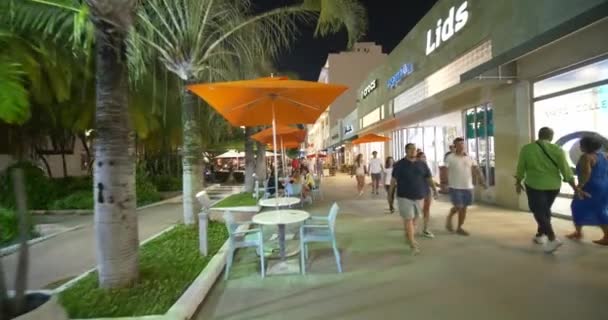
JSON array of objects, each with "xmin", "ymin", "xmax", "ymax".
[
  {"xmin": 84, "ymin": 0, "xmax": 140, "ymax": 288},
  {"xmin": 133, "ymin": 0, "xmax": 367, "ymax": 225},
  {"xmin": 4, "ymin": 0, "xmax": 140, "ymax": 288}
]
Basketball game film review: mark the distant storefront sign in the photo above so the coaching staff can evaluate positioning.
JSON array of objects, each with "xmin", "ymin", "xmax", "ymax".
[
  {"xmin": 387, "ymin": 63, "xmax": 414, "ymax": 89},
  {"xmin": 361, "ymin": 79, "xmax": 378, "ymax": 99},
  {"xmin": 344, "ymin": 124, "xmax": 354, "ymax": 135}
]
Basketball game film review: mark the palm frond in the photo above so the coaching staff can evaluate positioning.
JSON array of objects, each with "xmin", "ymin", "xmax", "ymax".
[
  {"xmin": 0, "ymin": 59, "xmax": 30, "ymax": 125},
  {"xmin": 303, "ymin": 0, "xmax": 367, "ymax": 48},
  {"xmin": 131, "ymin": 0, "xmax": 308, "ymax": 82},
  {"xmin": 1, "ymin": 0, "xmax": 93, "ymax": 55}
]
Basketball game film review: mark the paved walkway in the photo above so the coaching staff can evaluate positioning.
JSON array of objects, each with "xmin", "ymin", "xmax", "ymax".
[
  {"xmin": 3, "ymin": 185, "xmax": 240, "ymax": 290},
  {"xmin": 195, "ymin": 174, "xmax": 608, "ymax": 320}
]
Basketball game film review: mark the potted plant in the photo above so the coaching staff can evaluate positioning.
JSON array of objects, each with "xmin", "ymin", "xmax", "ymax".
[{"xmin": 0, "ymin": 169, "xmax": 68, "ymax": 320}]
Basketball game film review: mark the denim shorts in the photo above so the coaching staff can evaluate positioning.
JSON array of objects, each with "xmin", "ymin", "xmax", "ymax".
[
  {"xmin": 396, "ymin": 197, "xmax": 421, "ymax": 220},
  {"xmin": 449, "ymin": 188, "xmax": 473, "ymax": 208}
]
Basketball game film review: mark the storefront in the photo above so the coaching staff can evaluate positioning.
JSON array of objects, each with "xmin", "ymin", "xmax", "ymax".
[
  {"xmin": 342, "ymin": 110, "xmax": 358, "ymax": 163},
  {"xmin": 355, "ymin": 0, "xmax": 608, "ymax": 211}
]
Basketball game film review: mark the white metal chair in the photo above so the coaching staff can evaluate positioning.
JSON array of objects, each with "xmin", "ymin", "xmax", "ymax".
[
  {"xmin": 299, "ymin": 203, "xmax": 342, "ymax": 274},
  {"xmin": 223, "ymin": 211, "xmax": 265, "ymax": 280}
]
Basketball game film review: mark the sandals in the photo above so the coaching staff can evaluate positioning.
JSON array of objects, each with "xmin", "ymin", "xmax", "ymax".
[
  {"xmin": 566, "ymin": 232, "xmax": 583, "ymax": 241},
  {"xmin": 592, "ymin": 238, "xmax": 608, "ymax": 246}
]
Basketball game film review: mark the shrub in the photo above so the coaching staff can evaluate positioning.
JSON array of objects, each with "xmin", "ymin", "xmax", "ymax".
[
  {"xmin": 49, "ymin": 191, "xmax": 94, "ymax": 210},
  {"xmin": 0, "ymin": 162, "xmax": 56, "ymax": 210},
  {"xmin": 136, "ymin": 171, "xmax": 162, "ymax": 207},
  {"xmin": 0, "ymin": 206, "xmax": 36, "ymax": 246},
  {"xmin": 150, "ymin": 175, "xmax": 181, "ymax": 192}
]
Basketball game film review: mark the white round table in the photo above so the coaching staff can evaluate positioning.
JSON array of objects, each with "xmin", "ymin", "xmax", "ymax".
[
  {"xmin": 253, "ymin": 209, "xmax": 310, "ymax": 260},
  {"xmin": 259, "ymin": 197, "xmax": 301, "ymax": 208}
]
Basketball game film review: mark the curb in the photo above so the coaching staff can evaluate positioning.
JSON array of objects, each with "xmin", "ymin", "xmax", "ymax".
[
  {"xmin": 0, "ymin": 225, "xmax": 84, "ymax": 257},
  {"xmin": 30, "ymin": 195, "xmax": 184, "ymax": 216}
]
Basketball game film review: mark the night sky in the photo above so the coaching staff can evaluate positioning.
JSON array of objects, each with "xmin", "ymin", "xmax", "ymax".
[{"xmin": 252, "ymin": 0, "xmax": 439, "ymax": 80}]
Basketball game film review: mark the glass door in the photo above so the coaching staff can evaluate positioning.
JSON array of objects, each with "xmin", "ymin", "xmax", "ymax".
[{"xmin": 463, "ymin": 104, "xmax": 496, "ymax": 201}]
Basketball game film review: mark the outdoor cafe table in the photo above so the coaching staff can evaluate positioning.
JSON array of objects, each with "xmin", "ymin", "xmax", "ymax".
[
  {"xmin": 259, "ymin": 197, "xmax": 301, "ymax": 208},
  {"xmin": 252, "ymin": 209, "xmax": 310, "ymax": 261}
]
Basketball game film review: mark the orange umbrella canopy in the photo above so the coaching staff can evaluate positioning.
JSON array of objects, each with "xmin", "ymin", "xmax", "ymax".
[
  {"xmin": 352, "ymin": 133, "xmax": 391, "ymax": 144},
  {"xmin": 267, "ymin": 141, "xmax": 300, "ymax": 150},
  {"xmin": 251, "ymin": 125, "xmax": 306, "ymax": 145},
  {"xmin": 187, "ymin": 77, "xmax": 348, "ymax": 126}
]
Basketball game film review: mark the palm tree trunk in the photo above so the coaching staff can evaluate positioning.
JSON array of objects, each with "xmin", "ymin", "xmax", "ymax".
[
  {"xmin": 35, "ymin": 149, "xmax": 53, "ymax": 178},
  {"xmin": 181, "ymin": 88, "xmax": 202, "ymax": 225},
  {"xmin": 92, "ymin": 18, "xmax": 138, "ymax": 289},
  {"xmin": 61, "ymin": 152, "xmax": 68, "ymax": 177},
  {"xmin": 244, "ymin": 127, "xmax": 255, "ymax": 193},
  {"xmin": 255, "ymin": 139, "xmax": 267, "ymax": 180}
]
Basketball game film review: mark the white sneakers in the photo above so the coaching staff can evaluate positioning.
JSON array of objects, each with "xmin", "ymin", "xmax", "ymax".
[
  {"xmin": 533, "ymin": 235, "xmax": 562, "ymax": 253},
  {"xmin": 544, "ymin": 239, "xmax": 563, "ymax": 254},
  {"xmin": 533, "ymin": 235, "xmax": 547, "ymax": 245}
]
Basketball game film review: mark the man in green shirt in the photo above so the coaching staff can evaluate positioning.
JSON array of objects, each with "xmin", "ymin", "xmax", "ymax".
[{"xmin": 515, "ymin": 127, "xmax": 577, "ymax": 253}]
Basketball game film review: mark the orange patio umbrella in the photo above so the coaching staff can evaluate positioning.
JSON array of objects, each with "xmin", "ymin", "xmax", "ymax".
[
  {"xmin": 252, "ymin": 125, "xmax": 306, "ymax": 175},
  {"xmin": 251, "ymin": 125, "xmax": 306, "ymax": 145},
  {"xmin": 188, "ymin": 76, "xmax": 347, "ymax": 207},
  {"xmin": 188, "ymin": 77, "xmax": 347, "ymax": 126},
  {"xmin": 352, "ymin": 133, "xmax": 391, "ymax": 144}
]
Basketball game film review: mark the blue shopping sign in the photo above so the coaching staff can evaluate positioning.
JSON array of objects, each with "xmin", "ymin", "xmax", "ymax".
[{"xmin": 387, "ymin": 63, "xmax": 414, "ymax": 89}]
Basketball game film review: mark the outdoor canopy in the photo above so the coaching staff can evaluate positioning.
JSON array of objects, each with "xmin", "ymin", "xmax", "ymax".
[
  {"xmin": 187, "ymin": 77, "xmax": 348, "ymax": 127},
  {"xmin": 352, "ymin": 133, "xmax": 391, "ymax": 144},
  {"xmin": 251, "ymin": 125, "xmax": 306, "ymax": 145},
  {"xmin": 187, "ymin": 76, "xmax": 347, "ymax": 209}
]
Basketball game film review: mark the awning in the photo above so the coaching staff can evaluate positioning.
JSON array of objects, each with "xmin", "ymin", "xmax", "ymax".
[{"xmin": 341, "ymin": 134, "xmax": 359, "ymax": 143}]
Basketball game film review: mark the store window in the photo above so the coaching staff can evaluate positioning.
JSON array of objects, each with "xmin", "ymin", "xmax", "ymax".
[
  {"xmin": 533, "ymin": 57, "xmax": 608, "ymax": 217},
  {"xmin": 463, "ymin": 104, "xmax": 495, "ymax": 186},
  {"xmin": 390, "ymin": 126, "xmax": 454, "ymax": 177}
]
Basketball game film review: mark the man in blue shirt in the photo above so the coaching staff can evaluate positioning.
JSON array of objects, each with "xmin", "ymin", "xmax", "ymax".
[{"xmin": 390, "ymin": 143, "xmax": 438, "ymax": 255}]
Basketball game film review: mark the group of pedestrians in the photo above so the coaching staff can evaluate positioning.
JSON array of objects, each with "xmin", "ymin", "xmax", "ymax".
[
  {"xmin": 352, "ymin": 126, "xmax": 608, "ymax": 255},
  {"xmin": 352, "ymin": 138, "xmax": 483, "ymax": 254},
  {"xmin": 516, "ymin": 127, "xmax": 608, "ymax": 253},
  {"xmin": 388, "ymin": 138, "xmax": 484, "ymax": 254}
]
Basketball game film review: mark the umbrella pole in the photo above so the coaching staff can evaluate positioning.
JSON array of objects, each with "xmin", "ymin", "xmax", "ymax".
[
  {"xmin": 271, "ymin": 103, "xmax": 279, "ymax": 208},
  {"xmin": 281, "ymin": 137, "xmax": 285, "ymax": 180}
]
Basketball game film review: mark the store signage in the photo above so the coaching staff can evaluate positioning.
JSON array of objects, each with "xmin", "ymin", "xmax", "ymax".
[
  {"xmin": 331, "ymin": 133, "xmax": 340, "ymax": 140},
  {"xmin": 361, "ymin": 79, "xmax": 377, "ymax": 98},
  {"xmin": 387, "ymin": 63, "xmax": 414, "ymax": 89},
  {"xmin": 344, "ymin": 125, "xmax": 354, "ymax": 135},
  {"xmin": 425, "ymin": 1, "xmax": 469, "ymax": 56}
]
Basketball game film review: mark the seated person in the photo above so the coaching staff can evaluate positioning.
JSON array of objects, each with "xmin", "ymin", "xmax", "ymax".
[
  {"xmin": 266, "ymin": 170, "xmax": 284, "ymax": 196},
  {"xmin": 301, "ymin": 167, "xmax": 315, "ymax": 199}
]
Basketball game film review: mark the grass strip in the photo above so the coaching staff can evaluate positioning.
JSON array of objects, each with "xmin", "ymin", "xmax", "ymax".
[
  {"xmin": 59, "ymin": 223, "xmax": 228, "ymax": 318},
  {"xmin": 212, "ymin": 192, "xmax": 260, "ymax": 208}
]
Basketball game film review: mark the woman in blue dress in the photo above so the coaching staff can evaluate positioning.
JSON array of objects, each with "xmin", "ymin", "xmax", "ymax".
[{"xmin": 568, "ymin": 136, "xmax": 608, "ymax": 246}]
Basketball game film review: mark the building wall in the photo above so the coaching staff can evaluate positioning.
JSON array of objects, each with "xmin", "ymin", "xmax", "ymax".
[
  {"xmin": 0, "ymin": 139, "xmax": 89, "ymax": 177},
  {"xmin": 327, "ymin": 42, "xmax": 387, "ymax": 128},
  {"xmin": 357, "ymin": 0, "xmax": 608, "ymax": 116}
]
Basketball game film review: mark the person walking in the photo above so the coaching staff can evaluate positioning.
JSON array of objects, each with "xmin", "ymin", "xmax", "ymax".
[
  {"xmin": 515, "ymin": 127, "xmax": 577, "ymax": 253},
  {"xmin": 445, "ymin": 137, "xmax": 487, "ymax": 236},
  {"xmin": 567, "ymin": 135, "xmax": 608, "ymax": 245},
  {"xmin": 352, "ymin": 153, "xmax": 367, "ymax": 196},
  {"xmin": 384, "ymin": 156, "xmax": 395, "ymax": 213},
  {"xmin": 390, "ymin": 143, "xmax": 438, "ymax": 255},
  {"xmin": 368, "ymin": 151, "xmax": 384, "ymax": 195},
  {"xmin": 417, "ymin": 151, "xmax": 436, "ymax": 238},
  {"xmin": 316, "ymin": 156, "xmax": 324, "ymax": 177}
]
